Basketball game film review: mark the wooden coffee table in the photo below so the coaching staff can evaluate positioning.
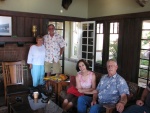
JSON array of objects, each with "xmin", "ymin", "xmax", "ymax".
[{"xmin": 9, "ymin": 94, "xmax": 44, "ymax": 113}]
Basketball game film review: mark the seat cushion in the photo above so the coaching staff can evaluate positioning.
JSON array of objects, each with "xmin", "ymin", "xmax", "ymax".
[{"xmin": 7, "ymin": 84, "xmax": 28, "ymax": 95}]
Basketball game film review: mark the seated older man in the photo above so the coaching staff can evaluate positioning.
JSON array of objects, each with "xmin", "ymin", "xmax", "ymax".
[{"xmin": 77, "ymin": 59, "xmax": 129, "ymax": 113}]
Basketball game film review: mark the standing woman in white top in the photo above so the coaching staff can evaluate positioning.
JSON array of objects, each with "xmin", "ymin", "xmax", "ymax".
[{"xmin": 27, "ymin": 36, "xmax": 45, "ymax": 87}]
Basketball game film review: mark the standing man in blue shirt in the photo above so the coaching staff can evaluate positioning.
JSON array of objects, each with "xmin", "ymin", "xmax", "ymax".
[{"xmin": 77, "ymin": 59, "xmax": 129, "ymax": 113}]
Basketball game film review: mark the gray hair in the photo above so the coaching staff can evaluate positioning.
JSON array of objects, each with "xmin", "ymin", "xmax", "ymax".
[{"xmin": 106, "ymin": 59, "xmax": 118, "ymax": 66}]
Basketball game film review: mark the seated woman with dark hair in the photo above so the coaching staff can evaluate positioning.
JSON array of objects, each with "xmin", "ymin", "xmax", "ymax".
[{"xmin": 62, "ymin": 59, "xmax": 96, "ymax": 113}]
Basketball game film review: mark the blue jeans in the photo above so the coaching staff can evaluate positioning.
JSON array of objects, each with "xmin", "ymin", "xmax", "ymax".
[
  {"xmin": 123, "ymin": 105, "xmax": 150, "ymax": 113},
  {"xmin": 77, "ymin": 95, "xmax": 105, "ymax": 113}
]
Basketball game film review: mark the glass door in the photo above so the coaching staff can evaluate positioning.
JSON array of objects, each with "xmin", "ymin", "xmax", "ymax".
[{"xmin": 81, "ymin": 21, "xmax": 95, "ymax": 71}]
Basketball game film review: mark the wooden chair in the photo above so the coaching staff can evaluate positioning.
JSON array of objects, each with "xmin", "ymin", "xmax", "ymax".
[{"xmin": 2, "ymin": 60, "xmax": 28, "ymax": 105}]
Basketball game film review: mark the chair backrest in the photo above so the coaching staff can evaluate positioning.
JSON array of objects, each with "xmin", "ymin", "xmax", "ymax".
[
  {"xmin": 2, "ymin": 60, "xmax": 25, "ymax": 88},
  {"xmin": 126, "ymin": 81, "xmax": 139, "ymax": 101}
]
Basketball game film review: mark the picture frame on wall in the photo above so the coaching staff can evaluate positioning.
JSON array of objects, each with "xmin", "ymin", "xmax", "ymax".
[{"xmin": 0, "ymin": 16, "xmax": 12, "ymax": 36}]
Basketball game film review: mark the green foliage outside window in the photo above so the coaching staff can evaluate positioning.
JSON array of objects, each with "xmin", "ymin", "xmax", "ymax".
[{"xmin": 109, "ymin": 41, "xmax": 118, "ymax": 60}]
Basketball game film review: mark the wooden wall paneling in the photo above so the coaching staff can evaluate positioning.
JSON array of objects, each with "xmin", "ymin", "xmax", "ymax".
[
  {"xmin": 117, "ymin": 20, "xmax": 124, "ymax": 76},
  {"xmin": 17, "ymin": 17, "xmax": 25, "ymax": 37},
  {"xmin": 32, "ymin": 18, "xmax": 40, "ymax": 36},
  {"xmin": 0, "ymin": 9, "xmax": 86, "ymax": 22},
  {"xmin": 42, "ymin": 18, "xmax": 49, "ymax": 35},
  {"xmin": 40, "ymin": 19, "xmax": 43, "ymax": 35},
  {"xmin": 24, "ymin": 17, "xmax": 32, "ymax": 37},
  {"xmin": 12, "ymin": 16, "xmax": 17, "ymax": 36}
]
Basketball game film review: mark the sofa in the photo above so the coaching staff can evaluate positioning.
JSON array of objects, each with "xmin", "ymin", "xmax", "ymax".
[{"xmin": 58, "ymin": 72, "xmax": 144, "ymax": 113}]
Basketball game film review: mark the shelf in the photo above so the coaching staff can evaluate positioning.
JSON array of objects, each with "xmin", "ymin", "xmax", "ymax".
[{"xmin": 0, "ymin": 37, "xmax": 35, "ymax": 43}]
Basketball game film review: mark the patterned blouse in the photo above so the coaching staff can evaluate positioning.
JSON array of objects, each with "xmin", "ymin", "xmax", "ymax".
[
  {"xmin": 96, "ymin": 73, "xmax": 129, "ymax": 104},
  {"xmin": 77, "ymin": 71, "xmax": 94, "ymax": 89},
  {"xmin": 43, "ymin": 33, "xmax": 65, "ymax": 63}
]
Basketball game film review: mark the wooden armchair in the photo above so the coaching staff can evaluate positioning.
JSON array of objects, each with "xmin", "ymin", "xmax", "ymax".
[{"xmin": 2, "ymin": 60, "xmax": 28, "ymax": 105}]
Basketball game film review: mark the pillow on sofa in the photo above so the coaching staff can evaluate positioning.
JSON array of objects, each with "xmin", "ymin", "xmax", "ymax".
[
  {"xmin": 69, "ymin": 76, "xmax": 76, "ymax": 87},
  {"xmin": 127, "ymin": 81, "xmax": 139, "ymax": 101}
]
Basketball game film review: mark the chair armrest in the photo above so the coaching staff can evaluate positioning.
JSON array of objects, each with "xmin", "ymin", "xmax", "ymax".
[{"xmin": 103, "ymin": 104, "xmax": 116, "ymax": 113}]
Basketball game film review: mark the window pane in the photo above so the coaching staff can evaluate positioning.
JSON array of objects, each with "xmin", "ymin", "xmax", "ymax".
[
  {"xmin": 149, "ymin": 71, "xmax": 150, "ymax": 79},
  {"xmin": 110, "ymin": 23, "xmax": 113, "ymax": 33},
  {"xmin": 56, "ymin": 30, "xmax": 63, "ymax": 36},
  {"xmin": 82, "ymin": 24, "xmax": 87, "ymax": 30},
  {"xmin": 114, "ymin": 22, "xmax": 119, "ymax": 33},
  {"xmin": 82, "ymin": 38, "xmax": 87, "ymax": 44},
  {"xmin": 139, "ymin": 69, "xmax": 148, "ymax": 79},
  {"xmin": 96, "ymin": 23, "xmax": 103, "ymax": 65},
  {"xmin": 48, "ymin": 22, "xmax": 55, "ymax": 26},
  {"xmin": 89, "ymin": 23, "xmax": 94, "ymax": 30},
  {"xmin": 56, "ymin": 22, "xmax": 63, "ymax": 29},
  {"xmin": 100, "ymin": 24, "xmax": 103, "ymax": 33},
  {"xmin": 141, "ymin": 40, "xmax": 150, "ymax": 49},
  {"xmin": 141, "ymin": 31, "xmax": 150, "ymax": 39},
  {"xmin": 140, "ymin": 50, "xmax": 150, "ymax": 59},
  {"xmin": 88, "ymin": 38, "xmax": 93, "ymax": 45},
  {"xmin": 82, "ymin": 45, "xmax": 87, "ymax": 51},
  {"xmin": 96, "ymin": 34, "xmax": 103, "ymax": 65},
  {"xmin": 82, "ymin": 52, "xmax": 86, "ymax": 58},
  {"xmin": 139, "ymin": 59, "xmax": 149, "ymax": 69},
  {"xmin": 97, "ymin": 24, "xmax": 100, "ymax": 33},
  {"xmin": 71, "ymin": 22, "xmax": 81, "ymax": 58},
  {"xmin": 142, "ymin": 20, "xmax": 150, "ymax": 29},
  {"xmin": 109, "ymin": 34, "xmax": 119, "ymax": 60},
  {"xmin": 97, "ymin": 23, "xmax": 103, "ymax": 33},
  {"xmin": 88, "ymin": 46, "xmax": 93, "ymax": 52}
]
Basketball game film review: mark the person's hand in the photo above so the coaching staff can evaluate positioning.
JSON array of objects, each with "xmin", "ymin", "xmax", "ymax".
[
  {"xmin": 116, "ymin": 102, "xmax": 124, "ymax": 113},
  {"xmin": 91, "ymin": 100, "xmax": 97, "ymax": 106},
  {"xmin": 29, "ymin": 64, "xmax": 32, "ymax": 69},
  {"xmin": 78, "ymin": 89, "xmax": 83, "ymax": 93},
  {"xmin": 136, "ymin": 100, "xmax": 144, "ymax": 106}
]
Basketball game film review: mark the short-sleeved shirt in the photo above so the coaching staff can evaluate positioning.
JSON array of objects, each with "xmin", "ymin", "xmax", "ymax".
[
  {"xmin": 43, "ymin": 33, "xmax": 65, "ymax": 63},
  {"xmin": 96, "ymin": 73, "xmax": 129, "ymax": 104}
]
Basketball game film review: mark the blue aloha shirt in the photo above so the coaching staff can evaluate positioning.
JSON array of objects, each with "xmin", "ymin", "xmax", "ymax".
[{"xmin": 96, "ymin": 73, "xmax": 129, "ymax": 104}]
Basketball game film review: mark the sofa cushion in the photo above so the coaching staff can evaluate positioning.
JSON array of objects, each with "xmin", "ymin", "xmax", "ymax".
[
  {"xmin": 127, "ymin": 81, "xmax": 139, "ymax": 101},
  {"xmin": 69, "ymin": 76, "xmax": 76, "ymax": 87}
]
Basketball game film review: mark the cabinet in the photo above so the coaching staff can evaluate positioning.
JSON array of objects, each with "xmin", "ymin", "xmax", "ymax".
[{"xmin": 81, "ymin": 21, "xmax": 95, "ymax": 71}]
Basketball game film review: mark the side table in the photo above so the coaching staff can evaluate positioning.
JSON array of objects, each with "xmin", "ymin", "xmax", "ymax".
[{"xmin": 45, "ymin": 79, "xmax": 70, "ymax": 104}]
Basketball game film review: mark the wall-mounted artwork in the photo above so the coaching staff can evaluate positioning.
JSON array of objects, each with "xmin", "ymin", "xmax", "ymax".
[{"xmin": 0, "ymin": 16, "xmax": 12, "ymax": 36}]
